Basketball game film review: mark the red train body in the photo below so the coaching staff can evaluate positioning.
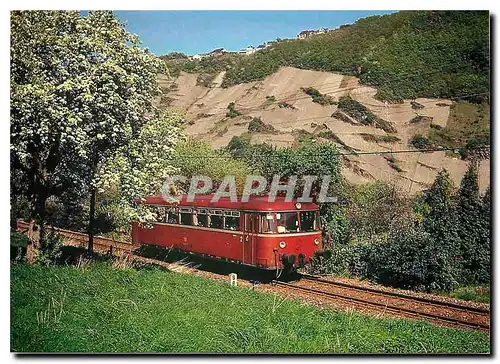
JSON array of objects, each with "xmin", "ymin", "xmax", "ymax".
[{"xmin": 132, "ymin": 194, "xmax": 322, "ymax": 270}]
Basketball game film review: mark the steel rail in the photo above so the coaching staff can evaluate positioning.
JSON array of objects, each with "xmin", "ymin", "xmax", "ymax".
[
  {"xmin": 273, "ymin": 280, "xmax": 489, "ymax": 331},
  {"xmin": 300, "ymin": 274, "xmax": 490, "ymax": 314}
]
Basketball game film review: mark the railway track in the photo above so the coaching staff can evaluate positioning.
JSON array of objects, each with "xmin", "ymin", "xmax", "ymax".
[
  {"xmin": 273, "ymin": 277, "xmax": 490, "ymax": 332},
  {"xmin": 17, "ymin": 221, "xmax": 138, "ymax": 255},
  {"xmin": 17, "ymin": 221, "xmax": 490, "ymax": 332}
]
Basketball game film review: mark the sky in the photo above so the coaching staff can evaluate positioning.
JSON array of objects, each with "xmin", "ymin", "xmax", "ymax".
[{"xmin": 113, "ymin": 11, "xmax": 397, "ymax": 56}]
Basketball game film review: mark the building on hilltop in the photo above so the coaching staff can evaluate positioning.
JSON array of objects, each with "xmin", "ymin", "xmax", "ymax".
[
  {"xmin": 208, "ymin": 48, "xmax": 228, "ymax": 56},
  {"xmin": 297, "ymin": 28, "xmax": 331, "ymax": 39}
]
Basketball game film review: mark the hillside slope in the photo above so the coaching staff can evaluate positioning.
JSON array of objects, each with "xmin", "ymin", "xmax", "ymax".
[
  {"xmin": 159, "ymin": 67, "xmax": 489, "ymax": 194},
  {"xmin": 165, "ymin": 11, "xmax": 489, "ymax": 103}
]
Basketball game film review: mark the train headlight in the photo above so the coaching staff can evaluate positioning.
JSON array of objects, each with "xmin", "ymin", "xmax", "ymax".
[
  {"xmin": 314, "ymin": 239, "xmax": 320, "ymax": 245},
  {"xmin": 279, "ymin": 241, "xmax": 286, "ymax": 249},
  {"xmin": 295, "ymin": 202, "xmax": 302, "ymax": 210}
]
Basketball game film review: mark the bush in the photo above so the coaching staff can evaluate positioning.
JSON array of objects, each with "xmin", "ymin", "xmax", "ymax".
[
  {"xmin": 337, "ymin": 96, "xmax": 396, "ymax": 133},
  {"xmin": 226, "ymin": 102, "xmax": 242, "ymax": 118},
  {"xmin": 309, "ymin": 246, "xmax": 350, "ymax": 276},
  {"xmin": 277, "ymin": 101, "xmax": 296, "ymax": 109},
  {"xmin": 410, "ymin": 134, "xmax": 434, "ymax": 149},
  {"xmin": 301, "ymin": 87, "xmax": 337, "ymax": 105},
  {"xmin": 410, "ymin": 115, "xmax": 433, "ymax": 124},
  {"xmin": 248, "ymin": 117, "xmax": 277, "ymax": 133},
  {"xmin": 410, "ymin": 101, "xmax": 425, "ymax": 110},
  {"xmin": 354, "ymin": 223, "xmax": 459, "ymax": 291},
  {"xmin": 360, "ymin": 133, "xmax": 400, "ymax": 143},
  {"xmin": 35, "ymin": 228, "xmax": 64, "ymax": 267}
]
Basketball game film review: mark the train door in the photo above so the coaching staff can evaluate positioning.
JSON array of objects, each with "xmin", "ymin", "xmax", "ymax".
[{"xmin": 243, "ymin": 213, "xmax": 256, "ymax": 265}]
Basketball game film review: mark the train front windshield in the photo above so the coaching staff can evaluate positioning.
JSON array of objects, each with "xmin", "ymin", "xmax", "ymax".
[{"xmin": 300, "ymin": 210, "xmax": 320, "ymax": 232}]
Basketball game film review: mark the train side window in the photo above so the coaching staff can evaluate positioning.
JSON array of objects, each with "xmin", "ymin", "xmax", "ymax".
[
  {"xmin": 210, "ymin": 209, "xmax": 223, "ymax": 229},
  {"xmin": 260, "ymin": 213, "xmax": 276, "ymax": 234},
  {"xmin": 195, "ymin": 209, "xmax": 208, "ymax": 227},
  {"xmin": 276, "ymin": 212, "xmax": 299, "ymax": 233},
  {"xmin": 224, "ymin": 211, "xmax": 240, "ymax": 231},
  {"xmin": 244, "ymin": 213, "xmax": 254, "ymax": 232},
  {"xmin": 179, "ymin": 207, "xmax": 193, "ymax": 226},
  {"xmin": 166, "ymin": 208, "xmax": 179, "ymax": 224}
]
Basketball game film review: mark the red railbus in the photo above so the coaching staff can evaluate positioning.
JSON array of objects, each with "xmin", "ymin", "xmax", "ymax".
[{"xmin": 132, "ymin": 194, "xmax": 322, "ymax": 271}]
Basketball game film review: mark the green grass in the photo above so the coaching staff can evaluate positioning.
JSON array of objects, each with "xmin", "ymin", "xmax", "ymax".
[
  {"xmin": 11, "ymin": 263, "xmax": 490, "ymax": 353},
  {"xmin": 428, "ymin": 101, "xmax": 490, "ymax": 150},
  {"xmin": 448, "ymin": 285, "xmax": 490, "ymax": 304}
]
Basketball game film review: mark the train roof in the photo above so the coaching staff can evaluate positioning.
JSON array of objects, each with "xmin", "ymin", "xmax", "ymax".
[{"xmin": 137, "ymin": 194, "xmax": 319, "ymax": 212}]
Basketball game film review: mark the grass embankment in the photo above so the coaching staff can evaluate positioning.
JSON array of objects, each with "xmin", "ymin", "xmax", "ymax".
[
  {"xmin": 448, "ymin": 285, "xmax": 490, "ymax": 304},
  {"xmin": 11, "ymin": 263, "xmax": 489, "ymax": 353}
]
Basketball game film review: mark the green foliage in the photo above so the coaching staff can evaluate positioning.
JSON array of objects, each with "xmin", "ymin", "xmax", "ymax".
[
  {"xmin": 301, "ymin": 87, "xmax": 337, "ymax": 105},
  {"xmin": 277, "ymin": 101, "xmax": 296, "ymax": 109},
  {"xmin": 11, "ymin": 231, "xmax": 29, "ymax": 248},
  {"xmin": 172, "ymin": 138, "xmax": 251, "ymax": 194},
  {"xmin": 248, "ymin": 117, "xmax": 277, "ymax": 133},
  {"xmin": 337, "ymin": 96, "xmax": 397, "ymax": 133},
  {"xmin": 410, "ymin": 134, "xmax": 434, "ymax": 150},
  {"xmin": 196, "ymin": 73, "xmax": 217, "ymax": 87},
  {"xmin": 419, "ymin": 170, "xmax": 460, "ymax": 250},
  {"xmin": 220, "ymin": 11, "xmax": 489, "ymax": 102},
  {"xmin": 11, "ymin": 263, "xmax": 490, "ymax": 353},
  {"xmin": 410, "ymin": 101, "xmax": 425, "ymax": 110},
  {"xmin": 293, "ymin": 129, "xmax": 315, "ymax": 144},
  {"xmin": 11, "ymin": 11, "xmax": 167, "ymax": 248},
  {"xmin": 320, "ymin": 203, "xmax": 350, "ymax": 247},
  {"xmin": 159, "ymin": 52, "xmax": 188, "ymax": 60},
  {"xmin": 226, "ymin": 134, "xmax": 252, "ymax": 158},
  {"xmin": 163, "ymin": 52, "xmax": 244, "ymax": 82},
  {"xmin": 265, "ymin": 95, "xmax": 276, "ymax": 103},
  {"xmin": 97, "ymin": 111, "xmax": 184, "ymax": 231},
  {"xmin": 314, "ymin": 170, "xmax": 490, "ymax": 291},
  {"xmin": 347, "ymin": 182, "xmax": 409, "ymax": 241},
  {"xmin": 410, "ymin": 115, "xmax": 433, "ymax": 124},
  {"xmin": 449, "ymin": 285, "xmax": 490, "ymax": 303},
  {"xmin": 429, "ymin": 101, "xmax": 490, "ymax": 153},
  {"xmin": 455, "ymin": 163, "xmax": 490, "ymax": 283},
  {"xmin": 360, "ymin": 133, "xmax": 400, "ymax": 143},
  {"xmin": 33, "ymin": 228, "xmax": 64, "ymax": 267},
  {"xmin": 353, "ymin": 221, "xmax": 460, "ymax": 291},
  {"xmin": 226, "ymin": 102, "xmax": 242, "ymax": 118}
]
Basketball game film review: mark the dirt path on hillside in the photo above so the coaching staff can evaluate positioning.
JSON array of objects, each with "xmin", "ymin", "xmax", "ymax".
[{"xmin": 160, "ymin": 67, "xmax": 490, "ymax": 194}]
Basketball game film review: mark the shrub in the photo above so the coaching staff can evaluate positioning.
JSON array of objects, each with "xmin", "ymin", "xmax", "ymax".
[
  {"xmin": 277, "ymin": 101, "xmax": 296, "ymax": 109},
  {"xmin": 309, "ymin": 245, "xmax": 350, "ymax": 276},
  {"xmin": 360, "ymin": 133, "xmax": 400, "ymax": 143},
  {"xmin": 410, "ymin": 115, "xmax": 433, "ymax": 124},
  {"xmin": 355, "ymin": 223, "xmax": 459, "ymax": 291},
  {"xmin": 226, "ymin": 102, "xmax": 242, "ymax": 118},
  {"xmin": 337, "ymin": 96, "xmax": 396, "ymax": 133},
  {"xmin": 331, "ymin": 111, "xmax": 357, "ymax": 125},
  {"xmin": 301, "ymin": 87, "xmax": 337, "ymax": 105},
  {"xmin": 410, "ymin": 134, "xmax": 433, "ymax": 149},
  {"xmin": 410, "ymin": 101, "xmax": 425, "ymax": 110},
  {"xmin": 266, "ymin": 95, "xmax": 276, "ymax": 103},
  {"xmin": 248, "ymin": 117, "xmax": 277, "ymax": 133},
  {"xmin": 35, "ymin": 228, "xmax": 64, "ymax": 267}
]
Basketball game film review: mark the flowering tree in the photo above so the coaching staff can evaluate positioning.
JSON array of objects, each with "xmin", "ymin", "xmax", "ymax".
[
  {"xmin": 96, "ymin": 110, "xmax": 184, "ymax": 232},
  {"xmin": 11, "ymin": 10, "xmax": 174, "ymax": 254}
]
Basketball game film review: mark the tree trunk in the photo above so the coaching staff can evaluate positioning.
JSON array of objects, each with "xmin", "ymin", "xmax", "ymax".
[
  {"xmin": 26, "ymin": 193, "xmax": 47, "ymax": 264},
  {"xmin": 88, "ymin": 187, "xmax": 96, "ymax": 253}
]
